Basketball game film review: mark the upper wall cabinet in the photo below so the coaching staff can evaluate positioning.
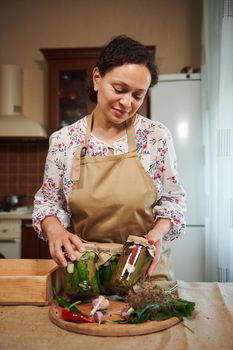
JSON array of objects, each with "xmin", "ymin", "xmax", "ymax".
[{"xmin": 40, "ymin": 46, "xmax": 155, "ymax": 136}]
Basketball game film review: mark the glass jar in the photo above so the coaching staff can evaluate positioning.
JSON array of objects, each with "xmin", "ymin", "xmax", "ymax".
[
  {"xmin": 110, "ymin": 235, "xmax": 154, "ymax": 295},
  {"xmin": 63, "ymin": 243, "xmax": 100, "ymax": 298},
  {"xmin": 96, "ymin": 243, "xmax": 123, "ymax": 294}
]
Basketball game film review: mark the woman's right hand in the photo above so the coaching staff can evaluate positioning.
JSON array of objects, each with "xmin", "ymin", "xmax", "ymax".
[{"xmin": 41, "ymin": 216, "xmax": 85, "ymax": 267}]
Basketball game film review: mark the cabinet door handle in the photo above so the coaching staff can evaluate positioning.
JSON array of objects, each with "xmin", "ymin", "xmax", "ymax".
[
  {"xmin": 0, "ymin": 229, "xmax": 8, "ymax": 233},
  {"xmin": 0, "ymin": 238, "xmax": 19, "ymax": 242}
]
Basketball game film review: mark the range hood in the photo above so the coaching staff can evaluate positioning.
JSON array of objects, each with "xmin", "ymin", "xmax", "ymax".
[{"xmin": 0, "ymin": 64, "xmax": 47, "ymax": 139}]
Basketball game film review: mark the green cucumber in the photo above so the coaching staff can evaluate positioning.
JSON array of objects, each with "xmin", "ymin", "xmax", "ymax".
[
  {"xmin": 100, "ymin": 265, "xmax": 112, "ymax": 290},
  {"xmin": 64, "ymin": 269, "xmax": 73, "ymax": 291},
  {"xmin": 85, "ymin": 251, "xmax": 95, "ymax": 259},
  {"xmin": 110, "ymin": 255, "xmax": 120, "ymax": 262},
  {"xmin": 77, "ymin": 259, "xmax": 89, "ymax": 282},
  {"xmin": 72, "ymin": 263, "xmax": 80, "ymax": 292},
  {"xmin": 77, "ymin": 259, "xmax": 91, "ymax": 292},
  {"xmin": 91, "ymin": 271, "xmax": 100, "ymax": 294}
]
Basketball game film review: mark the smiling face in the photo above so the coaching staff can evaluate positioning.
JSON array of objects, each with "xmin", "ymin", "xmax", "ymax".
[{"xmin": 93, "ymin": 63, "xmax": 151, "ymax": 126}]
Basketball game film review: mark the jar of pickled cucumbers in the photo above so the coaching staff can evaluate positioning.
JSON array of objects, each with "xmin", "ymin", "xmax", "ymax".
[
  {"xmin": 110, "ymin": 235, "xmax": 155, "ymax": 295},
  {"xmin": 63, "ymin": 242, "xmax": 100, "ymax": 298},
  {"xmin": 96, "ymin": 243, "xmax": 123, "ymax": 294}
]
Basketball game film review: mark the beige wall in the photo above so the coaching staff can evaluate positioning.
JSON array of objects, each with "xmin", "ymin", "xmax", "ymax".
[{"xmin": 0, "ymin": 0, "xmax": 202, "ymax": 127}]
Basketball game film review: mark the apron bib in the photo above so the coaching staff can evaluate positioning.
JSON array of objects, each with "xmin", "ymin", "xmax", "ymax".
[{"xmin": 69, "ymin": 113, "xmax": 174, "ymax": 279}]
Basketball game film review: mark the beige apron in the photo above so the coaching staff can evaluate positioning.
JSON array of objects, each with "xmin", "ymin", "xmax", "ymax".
[{"xmin": 68, "ymin": 113, "xmax": 174, "ymax": 280}]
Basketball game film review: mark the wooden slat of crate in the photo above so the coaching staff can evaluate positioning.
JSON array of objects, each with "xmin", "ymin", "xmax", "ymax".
[{"xmin": 0, "ymin": 259, "xmax": 58, "ymax": 305}]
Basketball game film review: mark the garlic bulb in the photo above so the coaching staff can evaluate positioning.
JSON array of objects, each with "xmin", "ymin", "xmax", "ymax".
[{"xmin": 90, "ymin": 295, "xmax": 110, "ymax": 315}]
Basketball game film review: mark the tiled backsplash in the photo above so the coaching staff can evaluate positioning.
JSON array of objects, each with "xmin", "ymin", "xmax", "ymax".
[{"xmin": 0, "ymin": 141, "xmax": 49, "ymax": 208}]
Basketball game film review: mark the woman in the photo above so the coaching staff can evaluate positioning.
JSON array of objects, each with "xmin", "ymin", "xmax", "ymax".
[{"xmin": 33, "ymin": 35, "xmax": 186, "ymax": 279}]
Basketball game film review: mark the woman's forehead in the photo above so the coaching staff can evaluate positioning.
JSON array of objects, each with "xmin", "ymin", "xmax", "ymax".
[{"xmin": 104, "ymin": 64, "xmax": 151, "ymax": 90}]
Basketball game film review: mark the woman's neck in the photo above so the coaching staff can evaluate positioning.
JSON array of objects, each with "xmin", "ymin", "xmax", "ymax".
[{"xmin": 91, "ymin": 109, "xmax": 127, "ymax": 144}]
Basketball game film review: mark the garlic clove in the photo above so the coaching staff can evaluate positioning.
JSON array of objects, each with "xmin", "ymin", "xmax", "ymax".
[
  {"xmin": 67, "ymin": 262, "xmax": 74, "ymax": 273},
  {"xmin": 121, "ymin": 306, "xmax": 134, "ymax": 319},
  {"xmin": 93, "ymin": 311, "xmax": 105, "ymax": 324}
]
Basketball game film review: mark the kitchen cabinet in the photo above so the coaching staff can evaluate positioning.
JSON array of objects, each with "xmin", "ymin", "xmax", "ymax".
[
  {"xmin": 21, "ymin": 220, "xmax": 51, "ymax": 259},
  {"xmin": 40, "ymin": 46, "xmax": 155, "ymax": 136},
  {"xmin": 0, "ymin": 219, "xmax": 21, "ymax": 258}
]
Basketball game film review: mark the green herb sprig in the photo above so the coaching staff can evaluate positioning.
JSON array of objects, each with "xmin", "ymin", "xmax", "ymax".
[{"xmin": 114, "ymin": 281, "xmax": 195, "ymax": 324}]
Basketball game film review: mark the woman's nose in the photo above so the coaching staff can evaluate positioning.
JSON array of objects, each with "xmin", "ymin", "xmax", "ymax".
[{"xmin": 120, "ymin": 93, "xmax": 132, "ymax": 108}]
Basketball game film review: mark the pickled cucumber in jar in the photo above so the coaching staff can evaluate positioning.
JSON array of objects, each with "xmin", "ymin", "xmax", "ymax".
[
  {"xmin": 63, "ymin": 243, "xmax": 100, "ymax": 298},
  {"xmin": 96, "ymin": 243, "xmax": 123, "ymax": 294},
  {"xmin": 110, "ymin": 235, "xmax": 154, "ymax": 295}
]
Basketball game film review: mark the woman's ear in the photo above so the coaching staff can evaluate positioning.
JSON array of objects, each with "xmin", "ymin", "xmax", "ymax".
[{"xmin": 92, "ymin": 67, "xmax": 101, "ymax": 92}]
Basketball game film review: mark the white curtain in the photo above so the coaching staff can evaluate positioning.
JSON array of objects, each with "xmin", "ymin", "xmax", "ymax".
[{"xmin": 202, "ymin": 0, "xmax": 233, "ymax": 282}]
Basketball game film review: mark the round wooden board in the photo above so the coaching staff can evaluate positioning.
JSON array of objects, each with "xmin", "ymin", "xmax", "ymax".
[{"xmin": 49, "ymin": 300, "xmax": 180, "ymax": 337}]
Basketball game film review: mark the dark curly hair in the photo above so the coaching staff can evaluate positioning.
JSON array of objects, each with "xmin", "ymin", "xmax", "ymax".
[{"xmin": 89, "ymin": 35, "xmax": 158, "ymax": 103}]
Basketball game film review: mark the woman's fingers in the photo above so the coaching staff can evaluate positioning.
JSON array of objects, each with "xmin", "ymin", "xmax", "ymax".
[
  {"xmin": 70, "ymin": 234, "xmax": 86, "ymax": 253},
  {"xmin": 62, "ymin": 234, "xmax": 85, "ymax": 262},
  {"xmin": 146, "ymin": 230, "xmax": 163, "ymax": 276},
  {"xmin": 147, "ymin": 241, "xmax": 161, "ymax": 276},
  {"xmin": 54, "ymin": 241, "xmax": 69, "ymax": 267},
  {"xmin": 48, "ymin": 239, "xmax": 67, "ymax": 267},
  {"xmin": 48, "ymin": 232, "xmax": 86, "ymax": 267}
]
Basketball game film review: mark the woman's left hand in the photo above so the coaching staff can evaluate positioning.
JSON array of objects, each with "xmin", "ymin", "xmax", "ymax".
[{"xmin": 146, "ymin": 218, "xmax": 172, "ymax": 276}]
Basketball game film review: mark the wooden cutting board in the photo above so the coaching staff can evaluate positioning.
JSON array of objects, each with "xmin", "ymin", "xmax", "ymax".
[{"xmin": 49, "ymin": 299, "xmax": 180, "ymax": 337}]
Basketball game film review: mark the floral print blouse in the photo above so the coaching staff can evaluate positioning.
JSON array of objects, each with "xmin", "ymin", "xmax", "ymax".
[{"xmin": 33, "ymin": 114, "xmax": 186, "ymax": 241}]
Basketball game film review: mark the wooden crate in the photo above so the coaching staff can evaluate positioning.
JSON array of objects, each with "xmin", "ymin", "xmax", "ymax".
[{"xmin": 0, "ymin": 259, "xmax": 59, "ymax": 305}]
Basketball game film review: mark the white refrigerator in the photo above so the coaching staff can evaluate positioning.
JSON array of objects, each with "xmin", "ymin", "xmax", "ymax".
[{"xmin": 151, "ymin": 74, "xmax": 205, "ymax": 281}]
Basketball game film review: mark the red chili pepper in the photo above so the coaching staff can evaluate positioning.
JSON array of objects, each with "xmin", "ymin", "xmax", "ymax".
[
  {"xmin": 128, "ymin": 244, "xmax": 140, "ymax": 265},
  {"xmin": 61, "ymin": 308, "xmax": 94, "ymax": 323}
]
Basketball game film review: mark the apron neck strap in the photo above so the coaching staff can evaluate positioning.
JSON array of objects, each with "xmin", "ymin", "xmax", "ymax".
[
  {"xmin": 85, "ymin": 112, "xmax": 136, "ymax": 152},
  {"xmin": 84, "ymin": 112, "xmax": 93, "ymax": 145},
  {"xmin": 126, "ymin": 116, "xmax": 137, "ymax": 152}
]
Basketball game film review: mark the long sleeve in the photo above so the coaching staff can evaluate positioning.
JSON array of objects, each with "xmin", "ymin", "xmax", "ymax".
[
  {"xmin": 32, "ymin": 131, "xmax": 72, "ymax": 239},
  {"xmin": 150, "ymin": 122, "xmax": 186, "ymax": 240},
  {"xmin": 134, "ymin": 115, "xmax": 186, "ymax": 240}
]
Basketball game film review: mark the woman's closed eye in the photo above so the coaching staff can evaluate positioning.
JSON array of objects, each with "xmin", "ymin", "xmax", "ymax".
[
  {"xmin": 114, "ymin": 87, "xmax": 144, "ymax": 101},
  {"xmin": 114, "ymin": 86, "xmax": 124, "ymax": 94},
  {"xmin": 133, "ymin": 93, "xmax": 144, "ymax": 101}
]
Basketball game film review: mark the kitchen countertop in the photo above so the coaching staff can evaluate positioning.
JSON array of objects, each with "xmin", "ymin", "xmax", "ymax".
[
  {"xmin": 0, "ymin": 207, "xmax": 33, "ymax": 220},
  {"xmin": 0, "ymin": 281, "xmax": 233, "ymax": 350}
]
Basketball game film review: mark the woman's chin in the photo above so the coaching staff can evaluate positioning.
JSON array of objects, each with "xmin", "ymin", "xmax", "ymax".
[{"xmin": 110, "ymin": 110, "xmax": 132, "ymax": 124}]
